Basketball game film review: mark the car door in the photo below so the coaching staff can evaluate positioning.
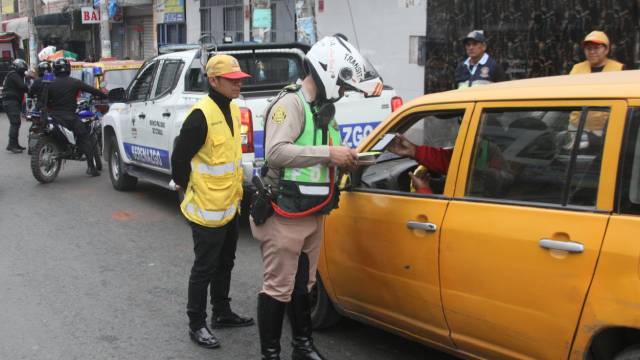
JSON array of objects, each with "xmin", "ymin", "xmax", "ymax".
[
  {"xmin": 323, "ymin": 103, "xmax": 473, "ymax": 347},
  {"xmin": 143, "ymin": 59, "xmax": 184, "ymax": 171},
  {"xmin": 121, "ymin": 60, "xmax": 163, "ymax": 167},
  {"xmin": 439, "ymin": 100, "xmax": 626, "ymax": 359}
]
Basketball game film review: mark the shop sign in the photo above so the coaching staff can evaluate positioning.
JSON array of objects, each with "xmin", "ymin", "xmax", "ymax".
[{"xmin": 81, "ymin": 7, "xmax": 101, "ymax": 24}]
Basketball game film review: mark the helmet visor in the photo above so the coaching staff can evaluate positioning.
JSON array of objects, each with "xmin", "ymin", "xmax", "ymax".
[{"xmin": 339, "ymin": 56, "xmax": 383, "ymax": 97}]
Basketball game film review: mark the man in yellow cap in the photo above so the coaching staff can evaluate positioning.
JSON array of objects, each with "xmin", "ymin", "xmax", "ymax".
[
  {"xmin": 171, "ymin": 54, "xmax": 253, "ymax": 349},
  {"xmin": 570, "ymin": 31, "xmax": 624, "ymax": 74}
]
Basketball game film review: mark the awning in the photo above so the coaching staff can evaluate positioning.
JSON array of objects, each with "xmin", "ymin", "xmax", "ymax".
[
  {"xmin": 34, "ymin": 13, "xmax": 71, "ymax": 26},
  {"xmin": 1, "ymin": 17, "xmax": 28, "ymax": 39}
]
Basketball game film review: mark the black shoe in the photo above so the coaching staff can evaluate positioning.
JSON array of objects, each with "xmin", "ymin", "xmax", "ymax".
[
  {"xmin": 86, "ymin": 167, "xmax": 100, "ymax": 177},
  {"xmin": 16, "ymin": 144, "xmax": 26, "ymax": 150},
  {"xmin": 288, "ymin": 293, "xmax": 326, "ymax": 360},
  {"xmin": 6, "ymin": 146, "xmax": 23, "ymax": 154},
  {"xmin": 188, "ymin": 326, "xmax": 220, "ymax": 349},
  {"xmin": 258, "ymin": 293, "xmax": 287, "ymax": 360},
  {"xmin": 211, "ymin": 311, "xmax": 254, "ymax": 328}
]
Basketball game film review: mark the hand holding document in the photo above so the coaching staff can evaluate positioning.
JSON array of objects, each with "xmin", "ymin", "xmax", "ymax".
[{"xmin": 357, "ymin": 151, "xmax": 380, "ymax": 165}]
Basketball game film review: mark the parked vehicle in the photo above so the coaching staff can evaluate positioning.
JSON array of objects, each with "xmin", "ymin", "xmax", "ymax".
[
  {"xmin": 28, "ymin": 97, "xmax": 102, "ymax": 183},
  {"xmin": 312, "ymin": 70, "xmax": 640, "ymax": 360},
  {"xmin": 101, "ymin": 42, "xmax": 402, "ymax": 192}
]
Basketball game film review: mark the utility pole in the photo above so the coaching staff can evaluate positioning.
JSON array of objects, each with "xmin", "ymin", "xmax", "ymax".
[
  {"xmin": 26, "ymin": 0, "xmax": 38, "ymax": 66},
  {"xmin": 99, "ymin": 0, "xmax": 111, "ymax": 59}
]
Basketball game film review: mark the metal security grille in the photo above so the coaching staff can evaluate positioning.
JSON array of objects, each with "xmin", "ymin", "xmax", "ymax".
[
  {"xmin": 200, "ymin": 0, "xmax": 243, "ymax": 42},
  {"xmin": 424, "ymin": 0, "xmax": 640, "ymax": 94}
]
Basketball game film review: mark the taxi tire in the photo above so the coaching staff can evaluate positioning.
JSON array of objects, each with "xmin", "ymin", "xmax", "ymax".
[
  {"xmin": 108, "ymin": 137, "xmax": 137, "ymax": 191},
  {"xmin": 310, "ymin": 275, "xmax": 341, "ymax": 330},
  {"xmin": 615, "ymin": 345, "xmax": 640, "ymax": 360}
]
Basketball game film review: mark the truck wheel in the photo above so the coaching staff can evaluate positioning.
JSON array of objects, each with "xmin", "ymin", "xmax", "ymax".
[
  {"xmin": 31, "ymin": 136, "xmax": 61, "ymax": 183},
  {"xmin": 108, "ymin": 137, "xmax": 137, "ymax": 191},
  {"xmin": 310, "ymin": 274, "xmax": 341, "ymax": 330},
  {"xmin": 615, "ymin": 345, "xmax": 640, "ymax": 360}
]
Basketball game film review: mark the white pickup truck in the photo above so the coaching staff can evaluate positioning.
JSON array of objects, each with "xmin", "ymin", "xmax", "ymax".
[{"xmin": 102, "ymin": 42, "xmax": 403, "ymax": 192}]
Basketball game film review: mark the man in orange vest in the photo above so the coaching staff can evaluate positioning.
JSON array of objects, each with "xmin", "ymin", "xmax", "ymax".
[{"xmin": 569, "ymin": 31, "xmax": 624, "ymax": 74}]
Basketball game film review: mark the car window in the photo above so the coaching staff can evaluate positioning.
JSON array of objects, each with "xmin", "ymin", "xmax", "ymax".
[
  {"xmin": 356, "ymin": 110, "xmax": 463, "ymax": 195},
  {"xmin": 128, "ymin": 62, "xmax": 157, "ymax": 102},
  {"xmin": 185, "ymin": 56, "xmax": 206, "ymax": 92},
  {"xmin": 465, "ymin": 107, "xmax": 610, "ymax": 208},
  {"xmin": 184, "ymin": 52, "xmax": 304, "ymax": 93},
  {"xmin": 618, "ymin": 107, "xmax": 640, "ymax": 215},
  {"xmin": 153, "ymin": 60, "xmax": 183, "ymax": 99},
  {"xmin": 104, "ymin": 69, "xmax": 139, "ymax": 90}
]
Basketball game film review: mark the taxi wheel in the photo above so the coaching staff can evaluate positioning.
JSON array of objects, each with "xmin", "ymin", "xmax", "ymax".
[
  {"xmin": 615, "ymin": 345, "xmax": 640, "ymax": 360},
  {"xmin": 310, "ymin": 275, "xmax": 341, "ymax": 330}
]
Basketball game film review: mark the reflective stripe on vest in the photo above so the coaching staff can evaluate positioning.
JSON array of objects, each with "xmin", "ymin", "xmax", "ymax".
[
  {"xmin": 185, "ymin": 202, "xmax": 237, "ymax": 222},
  {"xmin": 195, "ymin": 160, "xmax": 242, "ymax": 176},
  {"xmin": 299, "ymin": 184, "xmax": 330, "ymax": 196}
]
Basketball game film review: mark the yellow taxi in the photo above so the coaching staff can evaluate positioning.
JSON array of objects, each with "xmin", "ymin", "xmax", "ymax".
[{"xmin": 312, "ymin": 70, "xmax": 640, "ymax": 360}]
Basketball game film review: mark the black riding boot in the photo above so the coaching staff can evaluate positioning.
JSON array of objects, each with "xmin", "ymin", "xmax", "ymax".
[
  {"xmin": 258, "ymin": 293, "xmax": 286, "ymax": 360},
  {"xmin": 288, "ymin": 293, "xmax": 326, "ymax": 360}
]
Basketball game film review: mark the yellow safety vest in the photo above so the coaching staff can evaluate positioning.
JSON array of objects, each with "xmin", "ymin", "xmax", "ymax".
[
  {"xmin": 180, "ymin": 96, "xmax": 244, "ymax": 227},
  {"xmin": 569, "ymin": 59, "xmax": 624, "ymax": 74}
]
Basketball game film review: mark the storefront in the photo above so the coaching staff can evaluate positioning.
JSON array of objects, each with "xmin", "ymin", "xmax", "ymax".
[{"xmin": 33, "ymin": 11, "xmax": 97, "ymax": 61}]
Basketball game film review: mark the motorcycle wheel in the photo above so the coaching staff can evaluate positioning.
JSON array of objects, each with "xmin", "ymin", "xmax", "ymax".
[{"xmin": 31, "ymin": 136, "xmax": 62, "ymax": 183}]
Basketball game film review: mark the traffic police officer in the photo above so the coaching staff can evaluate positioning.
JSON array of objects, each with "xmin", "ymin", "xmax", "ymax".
[
  {"xmin": 250, "ymin": 35, "xmax": 384, "ymax": 360},
  {"xmin": 3, "ymin": 58, "xmax": 29, "ymax": 153},
  {"xmin": 454, "ymin": 30, "xmax": 506, "ymax": 89},
  {"xmin": 170, "ymin": 54, "xmax": 254, "ymax": 350}
]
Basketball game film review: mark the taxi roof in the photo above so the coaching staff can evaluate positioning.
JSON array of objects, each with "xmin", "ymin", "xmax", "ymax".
[{"xmin": 409, "ymin": 70, "xmax": 640, "ymax": 107}]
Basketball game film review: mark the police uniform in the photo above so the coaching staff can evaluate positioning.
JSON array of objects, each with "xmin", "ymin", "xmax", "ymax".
[
  {"xmin": 250, "ymin": 84, "xmax": 340, "ymax": 360},
  {"xmin": 170, "ymin": 54, "xmax": 253, "ymax": 350}
]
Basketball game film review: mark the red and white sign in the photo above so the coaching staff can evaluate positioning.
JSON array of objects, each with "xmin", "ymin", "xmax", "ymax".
[{"xmin": 81, "ymin": 7, "xmax": 100, "ymax": 24}]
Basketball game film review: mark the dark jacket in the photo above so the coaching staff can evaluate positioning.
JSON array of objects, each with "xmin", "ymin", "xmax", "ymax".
[
  {"xmin": 170, "ymin": 87, "xmax": 234, "ymax": 189},
  {"xmin": 454, "ymin": 54, "xmax": 506, "ymax": 89},
  {"xmin": 2, "ymin": 71, "xmax": 28, "ymax": 103},
  {"xmin": 46, "ymin": 74, "xmax": 106, "ymax": 114}
]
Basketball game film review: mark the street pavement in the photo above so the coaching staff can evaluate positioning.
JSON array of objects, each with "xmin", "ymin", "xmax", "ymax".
[{"xmin": 0, "ymin": 115, "xmax": 457, "ymax": 359}]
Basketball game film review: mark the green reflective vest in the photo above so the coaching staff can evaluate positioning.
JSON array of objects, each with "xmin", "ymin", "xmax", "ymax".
[{"xmin": 276, "ymin": 91, "xmax": 342, "ymax": 214}]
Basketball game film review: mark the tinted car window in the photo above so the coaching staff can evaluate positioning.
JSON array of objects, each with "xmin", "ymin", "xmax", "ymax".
[
  {"xmin": 128, "ymin": 62, "xmax": 157, "ymax": 102},
  {"xmin": 153, "ymin": 60, "xmax": 183, "ymax": 98},
  {"xmin": 466, "ymin": 107, "xmax": 610, "ymax": 207},
  {"xmin": 618, "ymin": 108, "xmax": 640, "ymax": 215}
]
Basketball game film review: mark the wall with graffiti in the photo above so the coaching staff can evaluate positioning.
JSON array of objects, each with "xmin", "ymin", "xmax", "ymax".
[{"xmin": 425, "ymin": 0, "xmax": 639, "ymax": 93}]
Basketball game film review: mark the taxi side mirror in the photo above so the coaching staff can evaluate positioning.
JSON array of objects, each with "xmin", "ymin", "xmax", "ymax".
[{"xmin": 108, "ymin": 87, "xmax": 127, "ymax": 102}]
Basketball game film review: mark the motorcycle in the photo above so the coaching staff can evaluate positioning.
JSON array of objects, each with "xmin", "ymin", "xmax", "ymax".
[{"xmin": 28, "ymin": 97, "xmax": 104, "ymax": 183}]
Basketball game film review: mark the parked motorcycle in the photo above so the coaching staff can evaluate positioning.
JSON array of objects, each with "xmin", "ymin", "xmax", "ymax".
[{"xmin": 28, "ymin": 97, "xmax": 103, "ymax": 183}]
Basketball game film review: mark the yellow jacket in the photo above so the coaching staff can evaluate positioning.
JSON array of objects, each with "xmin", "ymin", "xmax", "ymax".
[
  {"xmin": 569, "ymin": 59, "xmax": 624, "ymax": 74},
  {"xmin": 180, "ymin": 96, "xmax": 244, "ymax": 227}
]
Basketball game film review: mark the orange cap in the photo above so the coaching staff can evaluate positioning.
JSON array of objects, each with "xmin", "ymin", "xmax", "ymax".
[
  {"xmin": 582, "ymin": 31, "xmax": 610, "ymax": 47},
  {"xmin": 206, "ymin": 54, "xmax": 251, "ymax": 79}
]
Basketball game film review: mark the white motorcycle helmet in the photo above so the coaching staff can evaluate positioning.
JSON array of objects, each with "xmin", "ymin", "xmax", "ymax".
[{"xmin": 305, "ymin": 34, "xmax": 383, "ymax": 102}]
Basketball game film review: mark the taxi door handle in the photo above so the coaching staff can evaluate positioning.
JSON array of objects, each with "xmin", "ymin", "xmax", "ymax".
[
  {"xmin": 539, "ymin": 239, "xmax": 584, "ymax": 253},
  {"xmin": 407, "ymin": 221, "xmax": 437, "ymax": 232}
]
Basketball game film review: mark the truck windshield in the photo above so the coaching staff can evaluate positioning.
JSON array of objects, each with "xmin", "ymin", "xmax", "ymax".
[{"xmin": 185, "ymin": 52, "xmax": 303, "ymax": 93}]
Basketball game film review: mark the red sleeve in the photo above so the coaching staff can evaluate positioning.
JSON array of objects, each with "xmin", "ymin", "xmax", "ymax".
[
  {"xmin": 414, "ymin": 146, "xmax": 453, "ymax": 173},
  {"xmin": 416, "ymin": 186, "xmax": 433, "ymax": 194}
]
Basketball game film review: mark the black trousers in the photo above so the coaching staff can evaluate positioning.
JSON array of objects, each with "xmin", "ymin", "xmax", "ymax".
[
  {"xmin": 50, "ymin": 111, "xmax": 96, "ymax": 169},
  {"xmin": 187, "ymin": 216, "xmax": 239, "ymax": 331},
  {"xmin": 3, "ymin": 100, "xmax": 22, "ymax": 148}
]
